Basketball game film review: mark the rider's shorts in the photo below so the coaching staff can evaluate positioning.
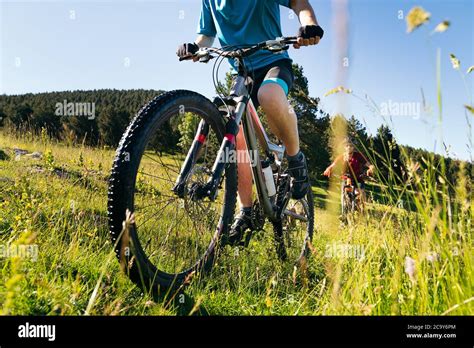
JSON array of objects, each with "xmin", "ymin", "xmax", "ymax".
[{"xmin": 245, "ymin": 58, "xmax": 294, "ymax": 108}]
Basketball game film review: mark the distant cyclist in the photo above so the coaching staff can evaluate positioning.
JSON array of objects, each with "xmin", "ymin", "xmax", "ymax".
[{"xmin": 323, "ymin": 139, "xmax": 375, "ymax": 206}]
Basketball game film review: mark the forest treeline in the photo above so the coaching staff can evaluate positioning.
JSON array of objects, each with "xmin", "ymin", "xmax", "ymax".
[{"xmin": 0, "ymin": 66, "xmax": 471, "ymax": 188}]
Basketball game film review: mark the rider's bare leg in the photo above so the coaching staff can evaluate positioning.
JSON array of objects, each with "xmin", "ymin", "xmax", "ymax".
[
  {"xmin": 235, "ymin": 83, "xmax": 300, "ymax": 209},
  {"xmin": 229, "ymin": 82, "xmax": 306, "ymax": 245},
  {"xmin": 236, "ymin": 125, "xmax": 253, "ymax": 208},
  {"xmin": 257, "ymin": 83, "xmax": 300, "ymax": 156},
  {"xmin": 228, "ymin": 127, "xmax": 254, "ymax": 245},
  {"xmin": 257, "ymin": 82, "xmax": 309, "ymax": 200}
]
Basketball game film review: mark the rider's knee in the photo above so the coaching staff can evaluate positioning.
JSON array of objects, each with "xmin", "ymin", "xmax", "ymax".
[{"xmin": 257, "ymin": 83, "xmax": 285, "ymax": 108}]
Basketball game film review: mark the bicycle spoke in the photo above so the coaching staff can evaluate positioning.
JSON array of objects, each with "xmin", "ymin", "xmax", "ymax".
[
  {"xmin": 143, "ymin": 153, "xmax": 180, "ymax": 177},
  {"xmin": 136, "ymin": 198, "xmax": 177, "ymax": 228},
  {"xmin": 135, "ymin": 197, "xmax": 178, "ymax": 215},
  {"xmin": 138, "ymin": 170, "xmax": 177, "ymax": 185},
  {"xmin": 156, "ymin": 154, "xmax": 181, "ymax": 177}
]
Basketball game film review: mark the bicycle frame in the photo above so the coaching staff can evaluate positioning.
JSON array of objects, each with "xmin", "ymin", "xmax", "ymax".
[
  {"xmin": 240, "ymin": 77, "xmax": 286, "ymax": 221},
  {"xmin": 174, "ymin": 40, "xmax": 302, "ymax": 224},
  {"xmin": 224, "ymin": 72, "xmax": 288, "ymax": 221},
  {"xmin": 341, "ymin": 174, "xmax": 366, "ymax": 215},
  {"xmin": 173, "ymin": 73, "xmax": 286, "ymax": 222}
]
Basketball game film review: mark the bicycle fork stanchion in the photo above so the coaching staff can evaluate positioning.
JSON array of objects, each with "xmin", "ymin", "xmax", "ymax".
[
  {"xmin": 172, "ymin": 119, "xmax": 210, "ymax": 198},
  {"xmin": 188, "ymin": 98, "xmax": 247, "ymax": 201}
]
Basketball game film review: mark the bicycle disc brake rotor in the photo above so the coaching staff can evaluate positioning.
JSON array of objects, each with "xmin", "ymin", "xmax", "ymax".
[{"xmin": 183, "ymin": 165, "xmax": 214, "ymax": 218}]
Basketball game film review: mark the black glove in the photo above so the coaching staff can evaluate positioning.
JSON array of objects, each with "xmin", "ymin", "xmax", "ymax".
[
  {"xmin": 298, "ymin": 25, "xmax": 324, "ymax": 40},
  {"xmin": 176, "ymin": 43, "xmax": 199, "ymax": 59}
]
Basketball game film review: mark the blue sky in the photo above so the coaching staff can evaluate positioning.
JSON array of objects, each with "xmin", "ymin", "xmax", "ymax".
[{"xmin": 1, "ymin": 0, "xmax": 473, "ymax": 160}]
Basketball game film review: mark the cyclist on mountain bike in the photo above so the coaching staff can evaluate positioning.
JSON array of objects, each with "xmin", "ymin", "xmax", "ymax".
[
  {"xmin": 177, "ymin": 0, "xmax": 324, "ymax": 246},
  {"xmin": 323, "ymin": 138, "xmax": 375, "ymax": 206}
]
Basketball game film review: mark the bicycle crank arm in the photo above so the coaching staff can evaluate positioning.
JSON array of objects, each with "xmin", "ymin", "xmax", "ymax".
[
  {"xmin": 283, "ymin": 209, "xmax": 308, "ymax": 222},
  {"xmin": 278, "ymin": 191, "xmax": 292, "ymax": 219}
]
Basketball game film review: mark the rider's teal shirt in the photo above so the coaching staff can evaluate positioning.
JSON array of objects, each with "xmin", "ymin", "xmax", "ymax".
[{"xmin": 197, "ymin": 0, "xmax": 292, "ymax": 71}]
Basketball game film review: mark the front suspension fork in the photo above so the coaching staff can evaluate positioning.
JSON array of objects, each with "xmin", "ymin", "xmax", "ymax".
[
  {"xmin": 192, "ymin": 117, "xmax": 239, "ymax": 201},
  {"xmin": 172, "ymin": 119, "xmax": 209, "ymax": 197},
  {"xmin": 172, "ymin": 117, "xmax": 239, "ymax": 201}
]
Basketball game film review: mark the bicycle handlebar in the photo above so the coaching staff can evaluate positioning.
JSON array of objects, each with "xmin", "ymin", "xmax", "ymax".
[
  {"xmin": 340, "ymin": 173, "xmax": 375, "ymax": 182},
  {"xmin": 179, "ymin": 36, "xmax": 299, "ymax": 62}
]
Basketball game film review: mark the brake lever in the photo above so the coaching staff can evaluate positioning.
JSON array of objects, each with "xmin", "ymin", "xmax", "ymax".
[
  {"xmin": 266, "ymin": 45, "xmax": 290, "ymax": 53},
  {"xmin": 199, "ymin": 55, "xmax": 214, "ymax": 63},
  {"xmin": 179, "ymin": 52, "xmax": 214, "ymax": 63},
  {"xmin": 179, "ymin": 55, "xmax": 194, "ymax": 62}
]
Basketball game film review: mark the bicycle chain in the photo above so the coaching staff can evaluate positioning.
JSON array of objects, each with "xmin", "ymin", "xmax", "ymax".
[{"xmin": 251, "ymin": 200, "xmax": 265, "ymax": 231}]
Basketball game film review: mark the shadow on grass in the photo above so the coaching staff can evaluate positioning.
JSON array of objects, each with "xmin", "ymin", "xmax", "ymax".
[
  {"xmin": 313, "ymin": 177, "xmax": 420, "ymax": 214},
  {"xmin": 366, "ymin": 182, "xmax": 418, "ymax": 213},
  {"xmin": 150, "ymin": 288, "xmax": 210, "ymax": 316},
  {"xmin": 311, "ymin": 178, "xmax": 330, "ymax": 209}
]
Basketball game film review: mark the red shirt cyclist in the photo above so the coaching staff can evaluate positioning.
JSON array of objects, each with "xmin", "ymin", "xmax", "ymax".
[{"xmin": 323, "ymin": 139, "xmax": 375, "ymax": 204}]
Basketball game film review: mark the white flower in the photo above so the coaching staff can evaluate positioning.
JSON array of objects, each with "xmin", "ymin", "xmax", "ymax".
[
  {"xmin": 426, "ymin": 252, "xmax": 439, "ymax": 263},
  {"xmin": 405, "ymin": 256, "xmax": 416, "ymax": 281}
]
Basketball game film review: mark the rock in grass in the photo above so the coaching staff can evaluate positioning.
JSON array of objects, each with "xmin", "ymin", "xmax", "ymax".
[
  {"xmin": 25, "ymin": 152, "xmax": 43, "ymax": 159},
  {"xmin": 13, "ymin": 148, "xmax": 28, "ymax": 156},
  {"xmin": 0, "ymin": 148, "xmax": 9, "ymax": 160}
]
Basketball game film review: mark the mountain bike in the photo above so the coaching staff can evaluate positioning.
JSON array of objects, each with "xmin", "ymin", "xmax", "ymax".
[
  {"xmin": 107, "ymin": 36, "xmax": 314, "ymax": 292},
  {"xmin": 340, "ymin": 173, "xmax": 369, "ymax": 223}
]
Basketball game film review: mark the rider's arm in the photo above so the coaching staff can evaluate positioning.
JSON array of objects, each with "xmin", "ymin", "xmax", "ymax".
[
  {"xmin": 330, "ymin": 154, "xmax": 343, "ymax": 170},
  {"xmin": 331, "ymin": 154, "xmax": 343, "ymax": 168},
  {"xmin": 290, "ymin": 0, "xmax": 319, "ymax": 26},
  {"xmin": 359, "ymin": 153, "xmax": 374, "ymax": 176},
  {"xmin": 366, "ymin": 163, "xmax": 375, "ymax": 176},
  {"xmin": 195, "ymin": 35, "xmax": 214, "ymax": 48},
  {"xmin": 181, "ymin": 0, "xmax": 216, "ymax": 61},
  {"xmin": 197, "ymin": 0, "xmax": 217, "ymax": 39},
  {"xmin": 323, "ymin": 154, "xmax": 343, "ymax": 176},
  {"xmin": 290, "ymin": 0, "xmax": 323, "ymax": 48}
]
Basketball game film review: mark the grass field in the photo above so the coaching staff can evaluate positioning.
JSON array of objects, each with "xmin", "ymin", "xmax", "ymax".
[{"xmin": 0, "ymin": 131, "xmax": 472, "ymax": 316}]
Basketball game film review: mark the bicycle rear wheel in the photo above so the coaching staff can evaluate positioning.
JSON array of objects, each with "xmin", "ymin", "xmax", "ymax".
[
  {"xmin": 107, "ymin": 90, "xmax": 237, "ymax": 292},
  {"xmin": 273, "ymin": 175, "xmax": 315, "ymax": 263}
]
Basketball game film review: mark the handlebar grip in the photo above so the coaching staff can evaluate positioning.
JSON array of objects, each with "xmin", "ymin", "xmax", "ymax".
[
  {"xmin": 179, "ymin": 54, "xmax": 196, "ymax": 62},
  {"xmin": 284, "ymin": 36, "xmax": 298, "ymax": 43}
]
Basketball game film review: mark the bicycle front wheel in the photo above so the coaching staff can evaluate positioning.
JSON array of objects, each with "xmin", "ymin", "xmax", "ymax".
[{"xmin": 107, "ymin": 90, "xmax": 237, "ymax": 292}]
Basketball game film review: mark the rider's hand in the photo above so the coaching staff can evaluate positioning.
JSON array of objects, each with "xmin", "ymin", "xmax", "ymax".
[
  {"xmin": 176, "ymin": 43, "xmax": 199, "ymax": 61},
  {"xmin": 366, "ymin": 165, "xmax": 375, "ymax": 177},
  {"xmin": 294, "ymin": 25, "xmax": 324, "ymax": 49},
  {"xmin": 323, "ymin": 166, "xmax": 332, "ymax": 177}
]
